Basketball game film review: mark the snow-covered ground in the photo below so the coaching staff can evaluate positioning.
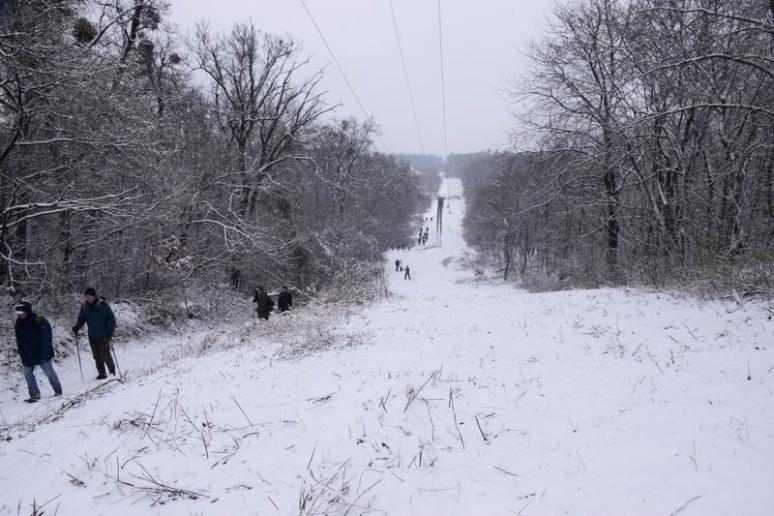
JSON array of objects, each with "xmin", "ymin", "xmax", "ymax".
[{"xmin": 1, "ymin": 177, "xmax": 773, "ymax": 515}]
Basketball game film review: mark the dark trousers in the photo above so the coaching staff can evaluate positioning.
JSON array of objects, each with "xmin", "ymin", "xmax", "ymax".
[
  {"xmin": 89, "ymin": 337, "xmax": 115, "ymax": 376},
  {"xmin": 257, "ymin": 310, "xmax": 270, "ymax": 321}
]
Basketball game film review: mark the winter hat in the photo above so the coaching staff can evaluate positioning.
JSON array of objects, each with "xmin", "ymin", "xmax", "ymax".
[
  {"xmin": 84, "ymin": 287, "xmax": 97, "ymax": 296},
  {"xmin": 14, "ymin": 301, "xmax": 32, "ymax": 315}
]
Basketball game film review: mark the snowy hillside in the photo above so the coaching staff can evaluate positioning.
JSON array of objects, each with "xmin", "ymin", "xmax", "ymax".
[{"xmin": 1, "ymin": 177, "xmax": 773, "ymax": 515}]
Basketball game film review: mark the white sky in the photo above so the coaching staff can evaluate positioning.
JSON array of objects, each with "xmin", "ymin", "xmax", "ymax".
[{"xmin": 166, "ymin": 0, "xmax": 555, "ymax": 156}]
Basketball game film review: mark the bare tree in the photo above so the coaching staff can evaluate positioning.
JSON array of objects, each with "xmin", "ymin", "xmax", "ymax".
[{"xmin": 193, "ymin": 22, "xmax": 330, "ymax": 218}]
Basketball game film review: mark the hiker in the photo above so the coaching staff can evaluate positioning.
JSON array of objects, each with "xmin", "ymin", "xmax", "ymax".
[
  {"xmin": 277, "ymin": 286, "xmax": 293, "ymax": 313},
  {"xmin": 72, "ymin": 287, "xmax": 117, "ymax": 380},
  {"xmin": 395, "ymin": 259, "xmax": 401, "ymax": 272},
  {"xmin": 15, "ymin": 302, "xmax": 62, "ymax": 403},
  {"xmin": 253, "ymin": 285, "xmax": 274, "ymax": 320},
  {"xmin": 404, "ymin": 265, "xmax": 411, "ymax": 280}
]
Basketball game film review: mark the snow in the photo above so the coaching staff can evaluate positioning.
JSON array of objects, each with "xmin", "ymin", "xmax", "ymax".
[{"xmin": 1, "ymin": 177, "xmax": 773, "ymax": 515}]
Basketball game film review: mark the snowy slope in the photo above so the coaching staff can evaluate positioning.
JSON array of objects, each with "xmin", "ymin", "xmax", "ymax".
[{"xmin": 1, "ymin": 177, "xmax": 773, "ymax": 515}]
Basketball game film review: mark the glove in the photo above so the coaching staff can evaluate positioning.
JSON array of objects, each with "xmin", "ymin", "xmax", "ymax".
[{"xmin": 72, "ymin": 326, "xmax": 79, "ymax": 335}]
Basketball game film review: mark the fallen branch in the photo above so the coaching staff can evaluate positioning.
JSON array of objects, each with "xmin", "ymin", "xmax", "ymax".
[
  {"xmin": 343, "ymin": 479, "xmax": 382, "ymax": 516},
  {"xmin": 378, "ymin": 388, "xmax": 392, "ymax": 413},
  {"xmin": 493, "ymin": 466, "xmax": 519, "ymax": 478},
  {"xmin": 119, "ymin": 463, "xmax": 209, "ymax": 501},
  {"xmin": 143, "ymin": 390, "xmax": 162, "ymax": 440},
  {"xmin": 309, "ymin": 393, "xmax": 335, "ymax": 404},
  {"xmin": 448, "ymin": 388, "xmax": 465, "ymax": 450},
  {"xmin": 682, "ymin": 322, "xmax": 698, "ymax": 341},
  {"xmin": 424, "ymin": 400, "xmax": 437, "ymax": 441},
  {"xmin": 475, "ymin": 415, "xmax": 488, "ymax": 442},
  {"xmin": 631, "ymin": 375, "xmax": 647, "ymax": 394},
  {"xmin": 405, "ymin": 369, "xmax": 441, "ymax": 413},
  {"xmin": 233, "ymin": 398, "xmax": 254, "ymax": 426},
  {"xmin": 670, "ymin": 494, "xmax": 703, "ymax": 516}
]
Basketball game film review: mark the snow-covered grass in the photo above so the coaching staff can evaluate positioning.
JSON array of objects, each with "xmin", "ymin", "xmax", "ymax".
[{"xmin": 1, "ymin": 177, "xmax": 773, "ymax": 515}]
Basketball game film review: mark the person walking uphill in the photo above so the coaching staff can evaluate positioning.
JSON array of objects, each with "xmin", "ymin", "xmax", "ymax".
[
  {"xmin": 253, "ymin": 285, "xmax": 274, "ymax": 320},
  {"xmin": 277, "ymin": 286, "xmax": 293, "ymax": 313},
  {"xmin": 15, "ymin": 302, "xmax": 62, "ymax": 403},
  {"xmin": 72, "ymin": 287, "xmax": 117, "ymax": 380}
]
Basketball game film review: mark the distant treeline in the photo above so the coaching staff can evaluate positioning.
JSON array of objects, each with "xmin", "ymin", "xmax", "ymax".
[{"xmin": 455, "ymin": 2, "xmax": 774, "ymax": 294}]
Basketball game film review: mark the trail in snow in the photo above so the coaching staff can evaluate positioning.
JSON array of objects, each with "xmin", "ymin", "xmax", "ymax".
[{"xmin": 1, "ymin": 177, "xmax": 773, "ymax": 515}]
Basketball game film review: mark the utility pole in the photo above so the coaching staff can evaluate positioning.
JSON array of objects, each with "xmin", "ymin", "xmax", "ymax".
[{"xmin": 436, "ymin": 196, "xmax": 444, "ymax": 246}]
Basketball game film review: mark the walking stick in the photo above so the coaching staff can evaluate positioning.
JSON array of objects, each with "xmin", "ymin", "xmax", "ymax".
[
  {"xmin": 110, "ymin": 339, "xmax": 121, "ymax": 377},
  {"xmin": 74, "ymin": 332, "xmax": 84, "ymax": 381}
]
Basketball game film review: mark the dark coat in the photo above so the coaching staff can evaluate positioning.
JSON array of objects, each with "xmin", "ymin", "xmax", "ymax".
[
  {"xmin": 15, "ymin": 307, "xmax": 54, "ymax": 367},
  {"xmin": 73, "ymin": 298, "xmax": 116, "ymax": 340},
  {"xmin": 253, "ymin": 291, "xmax": 274, "ymax": 316},
  {"xmin": 277, "ymin": 291, "xmax": 293, "ymax": 312}
]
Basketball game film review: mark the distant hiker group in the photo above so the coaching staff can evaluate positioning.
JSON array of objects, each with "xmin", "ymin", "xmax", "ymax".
[
  {"xmin": 392, "ymin": 225, "xmax": 433, "ymax": 281},
  {"xmin": 418, "ymin": 227, "xmax": 430, "ymax": 246},
  {"xmin": 394, "ymin": 259, "xmax": 411, "ymax": 280},
  {"xmin": 253, "ymin": 285, "xmax": 293, "ymax": 321},
  {"xmin": 14, "ymin": 287, "xmax": 117, "ymax": 403},
  {"xmin": 389, "ymin": 224, "xmax": 432, "ymax": 252}
]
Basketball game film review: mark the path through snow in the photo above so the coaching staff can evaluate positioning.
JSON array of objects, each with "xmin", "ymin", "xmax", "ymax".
[{"xmin": 1, "ymin": 177, "xmax": 773, "ymax": 515}]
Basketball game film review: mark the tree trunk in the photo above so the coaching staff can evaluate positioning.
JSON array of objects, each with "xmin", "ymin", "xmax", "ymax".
[
  {"xmin": 502, "ymin": 229, "xmax": 512, "ymax": 281},
  {"xmin": 602, "ymin": 130, "xmax": 620, "ymax": 281},
  {"xmin": 61, "ymin": 211, "xmax": 72, "ymax": 286},
  {"xmin": 767, "ymin": 151, "xmax": 774, "ymax": 242},
  {"xmin": 229, "ymin": 138, "xmax": 249, "ymax": 290}
]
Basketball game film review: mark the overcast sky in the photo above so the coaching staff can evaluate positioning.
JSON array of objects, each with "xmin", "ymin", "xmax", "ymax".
[{"xmin": 166, "ymin": 0, "xmax": 555, "ymax": 156}]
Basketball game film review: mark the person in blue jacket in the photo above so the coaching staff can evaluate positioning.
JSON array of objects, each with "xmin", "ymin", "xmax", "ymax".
[
  {"xmin": 72, "ymin": 287, "xmax": 116, "ymax": 379},
  {"xmin": 15, "ymin": 301, "xmax": 62, "ymax": 403}
]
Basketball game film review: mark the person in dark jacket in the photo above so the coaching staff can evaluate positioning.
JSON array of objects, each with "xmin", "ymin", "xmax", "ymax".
[
  {"xmin": 277, "ymin": 286, "xmax": 293, "ymax": 313},
  {"xmin": 15, "ymin": 302, "xmax": 62, "ymax": 403},
  {"xmin": 72, "ymin": 287, "xmax": 116, "ymax": 379},
  {"xmin": 395, "ymin": 259, "xmax": 401, "ymax": 272},
  {"xmin": 404, "ymin": 265, "xmax": 411, "ymax": 280},
  {"xmin": 253, "ymin": 285, "xmax": 274, "ymax": 320}
]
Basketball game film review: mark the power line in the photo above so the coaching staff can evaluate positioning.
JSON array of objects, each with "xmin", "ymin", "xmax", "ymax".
[
  {"xmin": 387, "ymin": 0, "xmax": 426, "ymax": 154},
  {"xmin": 298, "ymin": 0, "xmax": 390, "ymax": 153},
  {"xmin": 437, "ymin": 0, "xmax": 449, "ymax": 159}
]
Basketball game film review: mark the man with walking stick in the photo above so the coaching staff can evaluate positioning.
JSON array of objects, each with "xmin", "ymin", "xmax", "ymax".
[{"xmin": 72, "ymin": 287, "xmax": 117, "ymax": 380}]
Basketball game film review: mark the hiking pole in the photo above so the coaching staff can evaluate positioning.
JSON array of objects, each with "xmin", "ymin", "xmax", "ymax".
[
  {"xmin": 110, "ymin": 339, "xmax": 122, "ymax": 377},
  {"xmin": 74, "ymin": 332, "xmax": 84, "ymax": 381}
]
